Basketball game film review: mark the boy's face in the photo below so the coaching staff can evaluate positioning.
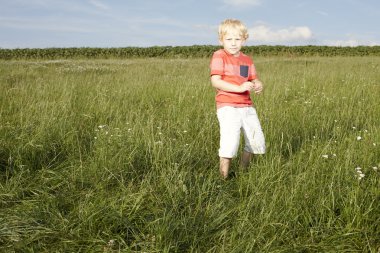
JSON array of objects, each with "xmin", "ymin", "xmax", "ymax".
[{"xmin": 220, "ymin": 29, "xmax": 245, "ymax": 57}]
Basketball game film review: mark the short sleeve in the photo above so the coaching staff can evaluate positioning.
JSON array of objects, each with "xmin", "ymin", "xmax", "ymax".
[
  {"xmin": 248, "ymin": 62, "xmax": 258, "ymax": 80},
  {"xmin": 210, "ymin": 52, "xmax": 224, "ymax": 76}
]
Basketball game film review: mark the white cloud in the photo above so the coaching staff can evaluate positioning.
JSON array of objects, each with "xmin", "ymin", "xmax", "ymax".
[
  {"xmin": 323, "ymin": 32, "xmax": 380, "ymax": 46},
  {"xmin": 325, "ymin": 39, "xmax": 379, "ymax": 47},
  {"xmin": 327, "ymin": 39, "xmax": 359, "ymax": 47},
  {"xmin": 316, "ymin": 11, "xmax": 328, "ymax": 16},
  {"xmin": 223, "ymin": 0, "xmax": 261, "ymax": 7},
  {"xmin": 249, "ymin": 24, "xmax": 313, "ymax": 43},
  {"xmin": 88, "ymin": 0, "xmax": 110, "ymax": 11}
]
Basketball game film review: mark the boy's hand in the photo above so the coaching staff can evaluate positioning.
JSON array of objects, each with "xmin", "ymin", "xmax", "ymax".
[
  {"xmin": 240, "ymin": 81, "xmax": 255, "ymax": 92},
  {"xmin": 252, "ymin": 80, "xmax": 263, "ymax": 94}
]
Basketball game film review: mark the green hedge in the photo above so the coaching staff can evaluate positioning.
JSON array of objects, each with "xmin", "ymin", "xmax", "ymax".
[{"xmin": 1, "ymin": 45, "xmax": 379, "ymax": 60}]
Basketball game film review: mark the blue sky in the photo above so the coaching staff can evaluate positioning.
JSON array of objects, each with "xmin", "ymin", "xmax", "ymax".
[{"xmin": 1, "ymin": 0, "xmax": 379, "ymax": 48}]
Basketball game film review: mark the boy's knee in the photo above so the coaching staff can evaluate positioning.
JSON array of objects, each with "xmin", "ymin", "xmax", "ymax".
[{"xmin": 244, "ymin": 139, "xmax": 266, "ymax": 154}]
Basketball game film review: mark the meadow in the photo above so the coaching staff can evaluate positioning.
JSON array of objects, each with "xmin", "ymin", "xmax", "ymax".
[{"xmin": 0, "ymin": 55, "xmax": 379, "ymax": 252}]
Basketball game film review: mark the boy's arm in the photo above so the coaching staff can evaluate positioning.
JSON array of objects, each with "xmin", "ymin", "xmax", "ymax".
[{"xmin": 211, "ymin": 75, "xmax": 254, "ymax": 93}]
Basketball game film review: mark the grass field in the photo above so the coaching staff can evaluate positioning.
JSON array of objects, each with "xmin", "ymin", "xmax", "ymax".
[{"xmin": 1, "ymin": 56, "xmax": 379, "ymax": 252}]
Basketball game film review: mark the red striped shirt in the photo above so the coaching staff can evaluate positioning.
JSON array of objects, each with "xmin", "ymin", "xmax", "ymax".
[{"xmin": 210, "ymin": 49, "xmax": 258, "ymax": 108}]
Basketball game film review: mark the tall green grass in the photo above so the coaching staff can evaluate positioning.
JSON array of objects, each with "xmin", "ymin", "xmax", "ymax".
[{"xmin": 1, "ymin": 56, "xmax": 379, "ymax": 252}]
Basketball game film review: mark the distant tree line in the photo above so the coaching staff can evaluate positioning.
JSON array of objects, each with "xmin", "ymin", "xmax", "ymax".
[{"xmin": 1, "ymin": 45, "xmax": 379, "ymax": 59}]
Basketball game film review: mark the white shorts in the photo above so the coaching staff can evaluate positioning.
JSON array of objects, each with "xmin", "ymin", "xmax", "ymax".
[{"xmin": 217, "ymin": 106, "xmax": 266, "ymax": 158}]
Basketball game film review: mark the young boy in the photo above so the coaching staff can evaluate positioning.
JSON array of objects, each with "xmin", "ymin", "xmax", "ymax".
[{"xmin": 210, "ymin": 19, "xmax": 266, "ymax": 179}]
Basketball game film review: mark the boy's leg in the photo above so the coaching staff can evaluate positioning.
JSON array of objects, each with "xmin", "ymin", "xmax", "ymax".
[
  {"xmin": 217, "ymin": 106, "xmax": 241, "ymax": 179},
  {"xmin": 240, "ymin": 150, "xmax": 252, "ymax": 169},
  {"xmin": 219, "ymin": 157, "xmax": 231, "ymax": 179},
  {"xmin": 241, "ymin": 107, "xmax": 266, "ymax": 167}
]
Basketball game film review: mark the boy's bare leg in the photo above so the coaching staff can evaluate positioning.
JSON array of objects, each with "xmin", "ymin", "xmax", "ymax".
[
  {"xmin": 240, "ymin": 151, "xmax": 252, "ymax": 169},
  {"xmin": 219, "ymin": 157, "xmax": 231, "ymax": 179}
]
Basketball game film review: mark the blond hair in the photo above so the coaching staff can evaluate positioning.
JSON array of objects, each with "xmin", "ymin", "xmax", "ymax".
[{"xmin": 218, "ymin": 19, "xmax": 249, "ymax": 41}]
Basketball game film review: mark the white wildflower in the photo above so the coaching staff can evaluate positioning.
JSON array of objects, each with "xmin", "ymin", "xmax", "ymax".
[
  {"xmin": 355, "ymin": 166, "xmax": 365, "ymax": 180},
  {"xmin": 373, "ymin": 166, "xmax": 378, "ymax": 171},
  {"xmin": 356, "ymin": 136, "xmax": 362, "ymax": 141},
  {"xmin": 322, "ymin": 155, "xmax": 329, "ymax": 159},
  {"xmin": 108, "ymin": 239, "xmax": 115, "ymax": 247}
]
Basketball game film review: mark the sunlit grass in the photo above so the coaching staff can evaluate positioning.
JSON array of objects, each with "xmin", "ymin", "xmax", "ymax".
[{"xmin": 1, "ymin": 56, "xmax": 379, "ymax": 252}]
